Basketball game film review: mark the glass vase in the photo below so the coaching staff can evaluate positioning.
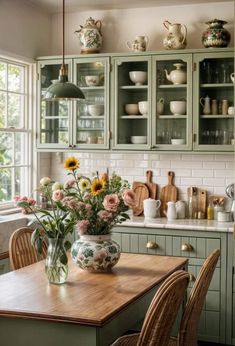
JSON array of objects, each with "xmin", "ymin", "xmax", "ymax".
[{"xmin": 45, "ymin": 237, "xmax": 68, "ymax": 284}]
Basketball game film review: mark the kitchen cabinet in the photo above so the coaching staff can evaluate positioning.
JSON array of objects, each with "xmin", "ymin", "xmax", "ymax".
[
  {"xmin": 37, "ymin": 57, "xmax": 110, "ymax": 150},
  {"xmin": 0, "ymin": 256, "xmax": 10, "ymax": 275},
  {"xmin": 227, "ymin": 232, "xmax": 235, "ymax": 345},
  {"xmin": 112, "ymin": 226, "xmax": 227, "ymax": 344},
  {"xmin": 193, "ymin": 51, "xmax": 234, "ymax": 151},
  {"xmin": 37, "ymin": 48, "xmax": 234, "ymax": 152}
]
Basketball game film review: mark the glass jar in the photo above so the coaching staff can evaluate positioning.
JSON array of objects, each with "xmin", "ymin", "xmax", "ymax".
[{"xmin": 45, "ymin": 237, "xmax": 68, "ymax": 284}]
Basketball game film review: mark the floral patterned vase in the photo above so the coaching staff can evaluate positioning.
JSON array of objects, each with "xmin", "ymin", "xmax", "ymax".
[
  {"xmin": 45, "ymin": 237, "xmax": 68, "ymax": 284},
  {"xmin": 75, "ymin": 17, "xmax": 102, "ymax": 54},
  {"xmin": 202, "ymin": 19, "xmax": 231, "ymax": 48},
  {"xmin": 71, "ymin": 234, "xmax": 120, "ymax": 271}
]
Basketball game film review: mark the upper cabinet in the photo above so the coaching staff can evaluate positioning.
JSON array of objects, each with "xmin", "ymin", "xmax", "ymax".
[
  {"xmin": 193, "ymin": 51, "xmax": 234, "ymax": 151},
  {"xmin": 36, "ymin": 48, "xmax": 234, "ymax": 152},
  {"xmin": 37, "ymin": 57, "xmax": 110, "ymax": 150}
]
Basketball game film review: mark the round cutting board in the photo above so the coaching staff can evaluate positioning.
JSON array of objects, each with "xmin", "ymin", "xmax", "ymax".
[{"xmin": 133, "ymin": 183, "xmax": 149, "ymax": 216}]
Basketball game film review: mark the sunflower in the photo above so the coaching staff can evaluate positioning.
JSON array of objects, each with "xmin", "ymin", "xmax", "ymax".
[
  {"xmin": 64, "ymin": 157, "xmax": 80, "ymax": 171},
  {"xmin": 78, "ymin": 178, "xmax": 91, "ymax": 192},
  {"xmin": 91, "ymin": 178, "xmax": 106, "ymax": 196}
]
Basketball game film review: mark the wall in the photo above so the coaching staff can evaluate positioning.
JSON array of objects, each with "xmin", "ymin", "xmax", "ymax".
[
  {"xmin": 0, "ymin": 0, "xmax": 51, "ymax": 59},
  {"xmin": 40, "ymin": 1, "xmax": 234, "ymax": 207},
  {"xmin": 50, "ymin": 1, "xmax": 234, "ymax": 54}
]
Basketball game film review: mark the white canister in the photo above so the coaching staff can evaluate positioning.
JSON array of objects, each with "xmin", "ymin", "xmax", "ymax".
[
  {"xmin": 143, "ymin": 198, "xmax": 161, "ymax": 219},
  {"xmin": 175, "ymin": 200, "xmax": 186, "ymax": 219},
  {"xmin": 217, "ymin": 211, "xmax": 230, "ymax": 222},
  {"xmin": 214, "ymin": 206, "xmax": 224, "ymax": 220}
]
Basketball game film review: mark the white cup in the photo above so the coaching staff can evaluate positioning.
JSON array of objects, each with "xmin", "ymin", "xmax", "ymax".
[
  {"xmin": 83, "ymin": 75, "xmax": 100, "ymax": 87},
  {"xmin": 228, "ymin": 106, "xmax": 234, "ymax": 115},
  {"xmin": 138, "ymin": 101, "xmax": 148, "ymax": 115},
  {"xmin": 143, "ymin": 198, "xmax": 161, "ymax": 219}
]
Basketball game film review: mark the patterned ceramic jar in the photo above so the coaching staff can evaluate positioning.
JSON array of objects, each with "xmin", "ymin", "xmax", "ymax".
[
  {"xmin": 71, "ymin": 234, "xmax": 120, "ymax": 271},
  {"xmin": 202, "ymin": 19, "xmax": 231, "ymax": 48}
]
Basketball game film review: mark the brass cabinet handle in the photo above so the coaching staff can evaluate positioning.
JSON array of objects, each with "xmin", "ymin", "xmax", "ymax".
[
  {"xmin": 189, "ymin": 274, "xmax": 196, "ymax": 282},
  {"xmin": 146, "ymin": 241, "xmax": 158, "ymax": 249},
  {"xmin": 181, "ymin": 243, "xmax": 193, "ymax": 251}
]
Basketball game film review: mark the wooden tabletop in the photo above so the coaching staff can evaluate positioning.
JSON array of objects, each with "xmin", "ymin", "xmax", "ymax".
[{"xmin": 0, "ymin": 253, "xmax": 187, "ymax": 326}]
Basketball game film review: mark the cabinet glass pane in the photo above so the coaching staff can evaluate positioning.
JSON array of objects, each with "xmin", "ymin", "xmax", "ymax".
[
  {"xmin": 198, "ymin": 56, "xmax": 234, "ymax": 147},
  {"xmin": 115, "ymin": 59, "xmax": 149, "ymax": 146},
  {"xmin": 75, "ymin": 61, "xmax": 106, "ymax": 146},
  {"xmin": 154, "ymin": 58, "xmax": 189, "ymax": 148},
  {"xmin": 40, "ymin": 63, "xmax": 69, "ymax": 145}
]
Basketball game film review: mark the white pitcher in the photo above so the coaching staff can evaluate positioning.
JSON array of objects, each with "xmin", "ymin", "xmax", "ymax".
[
  {"xmin": 164, "ymin": 201, "xmax": 177, "ymax": 220},
  {"xmin": 175, "ymin": 201, "xmax": 186, "ymax": 219},
  {"xmin": 200, "ymin": 95, "xmax": 211, "ymax": 115},
  {"xmin": 143, "ymin": 198, "xmax": 161, "ymax": 219}
]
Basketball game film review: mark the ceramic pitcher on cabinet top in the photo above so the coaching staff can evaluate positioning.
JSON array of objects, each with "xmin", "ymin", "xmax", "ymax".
[
  {"xmin": 126, "ymin": 35, "xmax": 149, "ymax": 52},
  {"xmin": 163, "ymin": 20, "xmax": 187, "ymax": 49}
]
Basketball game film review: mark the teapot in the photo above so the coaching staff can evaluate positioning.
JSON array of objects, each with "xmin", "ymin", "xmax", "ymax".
[
  {"xmin": 200, "ymin": 95, "xmax": 211, "ymax": 115},
  {"xmin": 75, "ymin": 17, "xmax": 102, "ymax": 54},
  {"xmin": 165, "ymin": 63, "xmax": 187, "ymax": 84},
  {"xmin": 143, "ymin": 198, "xmax": 161, "ymax": 219},
  {"xmin": 157, "ymin": 98, "xmax": 165, "ymax": 115},
  {"xmin": 164, "ymin": 201, "xmax": 177, "ymax": 220},
  {"xmin": 126, "ymin": 35, "xmax": 149, "ymax": 52},
  {"xmin": 163, "ymin": 20, "xmax": 187, "ymax": 50}
]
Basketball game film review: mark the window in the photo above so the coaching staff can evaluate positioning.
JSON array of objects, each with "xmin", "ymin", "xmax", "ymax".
[{"xmin": 0, "ymin": 57, "xmax": 32, "ymax": 209}]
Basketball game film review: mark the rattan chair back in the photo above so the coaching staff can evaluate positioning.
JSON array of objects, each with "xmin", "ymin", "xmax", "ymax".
[
  {"xmin": 9, "ymin": 227, "xmax": 47, "ymax": 270},
  {"xmin": 177, "ymin": 249, "xmax": 220, "ymax": 346},
  {"xmin": 111, "ymin": 270, "xmax": 190, "ymax": 346}
]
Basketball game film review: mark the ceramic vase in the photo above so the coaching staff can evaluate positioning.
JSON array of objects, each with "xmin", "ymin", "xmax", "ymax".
[
  {"xmin": 71, "ymin": 234, "xmax": 120, "ymax": 271},
  {"xmin": 163, "ymin": 20, "xmax": 187, "ymax": 49},
  {"xmin": 202, "ymin": 19, "xmax": 231, "ymax": 48},
  {"xmin": 45, "ymin": 237, "xmax": 68, "ymax": 284},
  {"xmin": 75, "ymin": 17, "xmax": 102, "ymax": 54}
]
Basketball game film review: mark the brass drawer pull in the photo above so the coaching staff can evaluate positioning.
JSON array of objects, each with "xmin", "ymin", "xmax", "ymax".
[
  {"xmin": 146, "ymin": 241, "xmax": 158, "ymax": 249},
  {"xmin": 189, "ymin": 274, "xmax": 196, "ymax": 282},
  {"xmin": 181, "ymin": 243, "xmax": 193, "ymax": 251}
]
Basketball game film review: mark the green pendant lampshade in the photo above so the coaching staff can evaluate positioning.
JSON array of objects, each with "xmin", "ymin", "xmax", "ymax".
[{"xmin": 43, "ymin": 0, "xmax": 85, "ymax": 101}]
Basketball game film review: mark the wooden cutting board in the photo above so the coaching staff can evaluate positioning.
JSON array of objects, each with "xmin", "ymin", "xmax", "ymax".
[
  {"xmin": 132, "ymin": 181, "xmax": 149, "ymax": 216},
  {"xmin": 160, "ymin": 171, "xmax": 178, "ymax": 216},
  {"xmin": 145, "ymin": 170, "xmax": 158, "ymax": 199},
  {"xmin": 198, "ymin": 190, "xmax": 207, "ymax": 218}
]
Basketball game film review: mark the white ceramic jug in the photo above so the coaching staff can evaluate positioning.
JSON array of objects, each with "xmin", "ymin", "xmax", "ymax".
[
  {"xmin": 163, "ymin": 21, "xmax": 187, "ymax": 50},
  {"xmin": 126, "ymin": 35, "xmax": 149, "ymax": 52},
  {"xmin": 200, "ymin": 95, "xmax": 211, "ymax": 115},
  {"xmin": 175, "ymin": 201, "xmax": 186, "ymax": 219},
  {"xmin": 157, "ymin": 98, "xmax": 165, "ymax": 115},
  {"xmin": 164, "ymin": 201, "xmax": 177, "ymax": 220},
  {"xmin": 143, "ymin": 198, "xmax": 161, "ymax": 219}
]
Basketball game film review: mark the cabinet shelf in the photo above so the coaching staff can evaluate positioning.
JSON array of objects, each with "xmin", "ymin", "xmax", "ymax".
[
  {"xmin": 120, "ymin": 85, "xmax": 148, "ymax": 90},
  {"xmin": 78, "ymin": 128, "xmax": 104, "ymax": 131},
  {"xmin": 200, "ymin": 83, "xmax": 233, "ymax": 88},
  {"xmin": 79, "ymin": 116, "xmax": 104, "ymax": 119},
  {"xmin": 43, "ymin": 116, "xmax": 68, "ymax": 120},
  {"xmin": 80, "ymin": 86, "xmax": 105, "ymax": 91},
  {"xmin": 158, "ymin": 115, "xmax": 187, "ymax": 119},
  {"xmin": 200, "ymin": 114, "xmax": 234, "ymax": 119},
  {"xmin": 158, "ymin": 84, "xmax": 187, "ymax": 89},
  {"xmin": 120, "ymin": 115, "xmax": 147, "ymax": 119}
]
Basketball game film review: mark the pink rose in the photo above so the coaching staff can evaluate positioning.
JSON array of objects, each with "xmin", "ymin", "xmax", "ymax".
[
  {"xmin": 28, "ymin": 197, "xmax": 36, "ymax": 206},
  {"xmin": 103, "ymin": 194, "xmax": 120, "ymax": 212},
  {"xmin": 77, "ymin": 220, "xmax": 90, "ymax": 235},
  {"xmin": 84, "ymin": 192, "xmax": 92, "ymax": 201},
  {"xmin": 52, "ymin": 190, "xmax": 64, "ymax": 201},
  {"xmin": 98, "ymin": 210, "xmax": 113, "ymax": 221},
  {"xmin": 122, "ymin": 189, "xmax": 137, "ymax": 207}
]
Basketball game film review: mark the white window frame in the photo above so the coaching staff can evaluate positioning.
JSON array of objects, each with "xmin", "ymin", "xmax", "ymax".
[{"xmin": 0, "ymin": 56, "xmax": 33, "ymax": 211}]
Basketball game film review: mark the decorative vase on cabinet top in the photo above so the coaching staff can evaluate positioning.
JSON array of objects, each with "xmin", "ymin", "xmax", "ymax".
[
  {"xmin": 165, "ymin": 63, "xmax": 187, "ymax": 84},
  {"xmin": 163, "ymin": 20, "xmax": 187, "ymax": 49},
  {"xmin": 126, "ymin": 35, "xmax": 149, "ymax": 52},
  {"xmin": 202, "ymin": 19, "xmax": 231, "ymax": 48},
  {"xmin": 75, "ymin": 17, "xmax": 102, "ymax": 54}
]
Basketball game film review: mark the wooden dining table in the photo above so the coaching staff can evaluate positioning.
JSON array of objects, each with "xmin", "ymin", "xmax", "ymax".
[{"xmin": 0, "ymin": 253, "xmax": 188, "ymax": 346}]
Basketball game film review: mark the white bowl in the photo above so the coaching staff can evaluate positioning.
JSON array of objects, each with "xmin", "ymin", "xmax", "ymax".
[
  {"xmin": 130, "ymin": 136, "xmax": 147, "ymax": 144},
  {"xmin": 87, "ymin": 104, "xmax": 104, "ymax": 116},
  {"xmin": 129, "ymin": 71, "xmax": 147, "ymax": 86},
  {"xmin": 138, "ymin": 101, "xmax": 148, "ymax": 115},
  {"xmin": 170, "ymin": 101, "xmax": 186, "ymax": 115},
  {"xmin": 171, "ymin": 138, "xmax": 185, "ymax": 145},
  {"xmin": 125, "ymin": 104, "xmax": 139, "ymax": 115}
]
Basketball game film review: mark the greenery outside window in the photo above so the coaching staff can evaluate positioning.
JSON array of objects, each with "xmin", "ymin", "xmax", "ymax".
[{"xmin": 0, "ymin": 58, "xmax": 32, "ymax": 209}]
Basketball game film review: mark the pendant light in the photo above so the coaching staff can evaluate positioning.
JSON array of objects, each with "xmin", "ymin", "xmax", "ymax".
[{"xmin": 44, "ymin": 0, "xmax": 85, "ymax": 101}]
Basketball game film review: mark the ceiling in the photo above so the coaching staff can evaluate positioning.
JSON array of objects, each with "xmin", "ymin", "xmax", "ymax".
[{"xmin": 26, "ymin": 0, "xmax": 231, "ymax": 13}]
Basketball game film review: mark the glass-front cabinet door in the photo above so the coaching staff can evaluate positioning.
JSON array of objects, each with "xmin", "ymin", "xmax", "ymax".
[
  {"xmin": 152, "ymin": 54, "xmax": 192, "ymax": 150},
  {"xmin": 112, "ymin": 56, "xmax": 151, "ymax": 150},
  {"xmin": 193, "ymin": 51, "xmax": 234, "ymax": 151},
  {"xmin": 37, "ymin": 59, "xmax": 73, "ymax": 149},
  {"xmin": 73, "ymin": 57, "xmax": 109, "ymax": 149}
]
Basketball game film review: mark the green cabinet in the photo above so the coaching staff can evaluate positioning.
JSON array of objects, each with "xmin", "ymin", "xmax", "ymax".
[
  {"xmin": 37, "ymin": 57, "xmax": 110, "ymax": 150},
  {"xmin": 227, "ymin": 232, "xmax": 235, "ymax": 345},
  {"xmin": 112, "ymin": 226, "xmax": 227, "ymax": 344},
  {"xmin": 0, "ymin": 256, "xmax": 10, "ymax": 275}
]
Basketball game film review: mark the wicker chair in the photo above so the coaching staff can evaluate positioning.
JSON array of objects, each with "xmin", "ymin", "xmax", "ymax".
[
  {"xmin": 9, "ymin": 227, "xmax": 47, "ymax": 270},
  {"xmin": 111, "ymin": 270, "xmax": 190, "ymax": 346},
  {"xmin": 168, "ymin": 249, "xmax": 220, "ymax": 346}
]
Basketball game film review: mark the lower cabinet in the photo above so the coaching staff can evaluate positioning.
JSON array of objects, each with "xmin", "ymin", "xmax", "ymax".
[
  {"xmin": 112, "ymin": 226, "xmax": 227, "ymax": 344},
  {"xmin": 0, "ymin": 256, "xmax": 11, "ymax": 275},
  {"xmin": 227, "ymin": 233, "xmax": 235, "ymax": 345}
]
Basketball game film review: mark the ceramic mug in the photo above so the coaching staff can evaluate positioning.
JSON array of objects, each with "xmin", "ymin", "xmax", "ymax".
[{"xmin": 143, "ymin": 198, "xmax": 161, "ymax": 219}]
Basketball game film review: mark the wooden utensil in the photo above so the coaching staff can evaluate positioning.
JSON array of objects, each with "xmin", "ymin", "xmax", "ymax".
[
  {"xmin": 145, "ymin": 170, "xmax": 158, "ymax": 199},
  {"xmin": 160, "ymin": 171, "xmax": 178, "ymax": 216},
  {"xmin": 198, "ymin": 190, "xmax": 207, "ymax": 217},
  {"xmin": 132, "ymin": 182, "xmax": 149, "ymax": 216}
]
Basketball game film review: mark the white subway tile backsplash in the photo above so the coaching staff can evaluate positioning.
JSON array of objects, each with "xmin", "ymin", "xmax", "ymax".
[{"xmin": 40, "ymin": 152, "xmax": 234, "ymax": 200}]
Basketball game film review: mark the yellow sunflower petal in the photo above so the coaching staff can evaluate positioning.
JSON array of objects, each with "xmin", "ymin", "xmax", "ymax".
[
  {"xmin": 91, "ymin": 178, "xmax": 106, "ymax": 196},
  {"xmin": 64, "ymin": 156, "xmax": 80, "ymax": 171}
]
